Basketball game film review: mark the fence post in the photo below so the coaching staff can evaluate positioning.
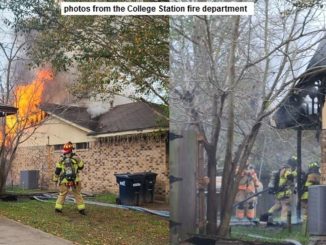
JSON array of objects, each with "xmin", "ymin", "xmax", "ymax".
[
  {"xmin": 196, "ymin": 134, "xmax": 206, "ymax": 234},
  {"xmin": 169, "ymin": 130, "xmax": 198, "ymax": 244}
]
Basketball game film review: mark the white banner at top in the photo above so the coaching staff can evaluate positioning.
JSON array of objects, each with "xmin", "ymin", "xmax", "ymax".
[{"xmin": 61, "ymin": 2, "xmax": 254, "ymax": 16}]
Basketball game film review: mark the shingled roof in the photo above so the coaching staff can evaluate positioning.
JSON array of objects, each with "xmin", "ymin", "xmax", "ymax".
[
  {"xmin": 297, "ymin": 35, "xmax": 326, "ymax": 89},
  {"xmin": 93, "ymin": 102, "xmax": 168, "ymax": 135},
  {"xmin": 40, "ymin": 103, "xmax": 97, "ymax": 132},
  {"xmin": 40, "ymin": 102, "xmax": 168, "ymax": 135},
  {"xmin": 272, "ymin": 35, "xmax": 326, "ymax": 129},
  {"xmin": 306, "ymin": 36, "xmax": 326, "ymax": 70}
]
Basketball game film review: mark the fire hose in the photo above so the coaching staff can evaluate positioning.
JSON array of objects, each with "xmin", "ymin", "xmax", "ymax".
[
  {"xmin": 232, "ymin": 188, "xmax": 270, "ymax": 208},
  {"xmin": 33, "ymin": 193, "xmax": 169, "ymax": 218}
]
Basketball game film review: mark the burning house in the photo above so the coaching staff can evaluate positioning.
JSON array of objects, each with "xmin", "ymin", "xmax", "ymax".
[
  {"xmin": 6, "ymin": 70, "xmax": 169, "ymax": 201},
  {"xmin": 270, "ymin": 35, "xmax": 326, "ymax": 222},
  {"xmin": 271, "ymin": 36, "xmax": 326, "ymax": 161}
]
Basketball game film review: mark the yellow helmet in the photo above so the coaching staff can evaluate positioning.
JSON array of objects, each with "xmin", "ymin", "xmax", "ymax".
[{"xmin": 308, "ymin": 161, "xmax": 319, "ymax": 169}]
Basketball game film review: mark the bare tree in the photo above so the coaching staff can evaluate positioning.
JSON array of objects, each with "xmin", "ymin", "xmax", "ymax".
[
  {"xmin": 0, "ymin": 10, "xmax": 51, "ymax": 193},
  {"xmin": 170, "ymin": 1, "xmax": 326, "ymax": 238}
]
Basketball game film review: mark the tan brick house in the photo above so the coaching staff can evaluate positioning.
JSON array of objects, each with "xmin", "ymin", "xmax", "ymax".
[{"xmin": 9, "ymin": 101, "xmax": 169, "ymax": 201}]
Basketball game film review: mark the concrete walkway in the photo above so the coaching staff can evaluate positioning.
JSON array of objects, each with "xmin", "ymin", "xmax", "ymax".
[{"xmin": 0, "ymin": 217, "xmax": 73, "ymax": 244}]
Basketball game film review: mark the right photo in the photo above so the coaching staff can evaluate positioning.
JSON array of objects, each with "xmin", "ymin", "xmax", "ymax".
[{"xmin": 169, "ymin": 1, "xmax": 326, "ymax": 245}]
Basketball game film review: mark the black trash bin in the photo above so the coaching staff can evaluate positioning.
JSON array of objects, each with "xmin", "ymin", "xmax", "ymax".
[
  {"xmin": 143, "ymin": 172, "xmax": 157, "ymax": 203},
  {"xmin": 115, "ymin": 173, "xmax": 145, "ymax": 206}
]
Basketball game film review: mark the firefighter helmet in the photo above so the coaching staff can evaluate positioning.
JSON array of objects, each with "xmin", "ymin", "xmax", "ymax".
[
  {"xmin": 63, "ymin": 142, "xmax": 74, "ymax": 154},
  {"xmin": 287, "ymin": 156, "xmax": 298, "ymax": 168},
  {"xmin": 308, "ymin": 161, "xmax": 319, "ymax": 169},
  {"xmin": 308, "ymin": 161, "xmax": 319, "ymax": 174}
]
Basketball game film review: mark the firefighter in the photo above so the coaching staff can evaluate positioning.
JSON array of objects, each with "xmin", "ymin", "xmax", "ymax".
[
  {"xmin": 266, "ymin": 157, "xmax": 297, "ymax": 225},
  {"xmin": 301, "ymin": 161, "xmax": 320, "ymax": 230},
  {"xmin": 235, "ymin": 164, "xmax": 262, "ymax": 220},
  {"xmin": 53, "ymin": 142, "xmax": 86, "ymax": 215}
]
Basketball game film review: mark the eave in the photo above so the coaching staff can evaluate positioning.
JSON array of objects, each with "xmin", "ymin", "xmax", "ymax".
[
  {"xmin": 46, "ymin": 112, "xmax": 94, "ymax": 133},
  {"xmin": 90, "ymin": 127, "xmax": 169, "ymax": 138}
]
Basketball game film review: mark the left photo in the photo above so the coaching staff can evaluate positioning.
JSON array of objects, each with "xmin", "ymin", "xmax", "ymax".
[{"xmin": 0, "ymin": 1, "xmax": 169, "ymax": 244}]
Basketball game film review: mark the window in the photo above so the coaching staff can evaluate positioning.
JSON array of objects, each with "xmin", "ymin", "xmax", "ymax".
[
  {"xmin": 54, "ymin": 144, "xmax": 64, "ymax": 151},
  {"xmin": 75, "ymin": 142, "xmax": 89, "ymax": 150}
]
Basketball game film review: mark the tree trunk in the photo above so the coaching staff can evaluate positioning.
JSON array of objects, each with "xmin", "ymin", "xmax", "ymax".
[
  {"xmin": 218, "ymin": 207, "xmax": 233, "ymax": 237},
  {"xmin": 206, "ymin": 147, "xmax": 218, "ymax": 234},
  {"xmin": 0, "ymin": 178, "xmax": 6, "ymax": 194},
  {"xmin": 218, "ymin": 180, "xmax": 238, "ymax": 237},
  {"xmin": 218, "ymin": 122, "xmax": 262, "ymax": 237},
  {"xmin": 0, "ymin": 158, "xmax": 7, "ymax": 194},
  {"xmin": 217, "ymin": 14, "xmax": 240, "ymax": 237}
]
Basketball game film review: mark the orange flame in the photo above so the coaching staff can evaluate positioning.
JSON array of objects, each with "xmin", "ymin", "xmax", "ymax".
[{"xmin": 6, "ymin": 69, "xmax": 53, "ymax": 135}]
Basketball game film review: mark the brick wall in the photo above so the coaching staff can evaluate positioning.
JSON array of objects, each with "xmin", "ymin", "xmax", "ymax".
[{"xmin": 9, "ymin": 134, "xmax": 169, "ymax": 201}]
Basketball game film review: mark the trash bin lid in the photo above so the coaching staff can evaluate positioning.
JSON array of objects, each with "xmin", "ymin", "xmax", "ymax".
[
  {"xmin": 115, "ymin": 172, "xmax": 145, "ymax": 181},
  {"xmin": 127, "ymin": 173, "xmax": 146, "ymax": 181},
  {"xmin": 144, "ymin": 172, "xmax": 157, "ymax": 177},
  {"xmin": 114, "ymin": 173, "xmax": 130, "ymax": 178},
  {"xmin": 129, "ymin": 171, "xmax": 157, "ymax": 176},
  {"xmin": 115, "ymin": 172, "xmax": 157, "ymax": 182}
]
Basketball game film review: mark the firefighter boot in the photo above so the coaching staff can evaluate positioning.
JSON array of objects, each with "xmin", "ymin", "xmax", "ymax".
[
  {"xmin": 236, "ymin": 204, "xmax": 245, "ymax": 220},
  {"xmin": 267, "ymin": 213, "xmax": 274, "ymax": 226},
  {"xmin": 247, "ymin": 202, "xmax": 255, "ymax": 220}
]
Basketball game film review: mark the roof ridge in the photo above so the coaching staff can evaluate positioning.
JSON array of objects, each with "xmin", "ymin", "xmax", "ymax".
[{"xmin": 41, "ymin": 102, "xmax": 88, "ymax": 110}]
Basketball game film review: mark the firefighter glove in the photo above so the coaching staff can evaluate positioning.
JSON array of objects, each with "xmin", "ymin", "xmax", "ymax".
[
  {"xmin": 268, "ymin": 187, "xmax": 275, "ymax": 194},
  {"xmin": 53, "ymin": 175, "xmax": 59, "ymax": 182},
  {"xmin": 287, "ymin": 174, "xmax": 294, "ymax": 181}
]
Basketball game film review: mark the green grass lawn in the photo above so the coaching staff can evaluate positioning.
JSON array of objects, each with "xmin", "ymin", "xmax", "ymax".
[
  {"xmin": 5, "ymin": 186, "xmax": 53, "ymax": 194},
  {"xmin": 231, "ymin": 225, "xmax": 309, "ymax": 245},
  {"xmin": 0, "ymin": 200, "xmax": 168, "ymax": 245},
  {"xmin": 85, "ymin": 193, "xmax": 117, "ymax": 204},
  {"xmin": 6, "ymin": 186, "xmax": 117, "ymax": 204}
]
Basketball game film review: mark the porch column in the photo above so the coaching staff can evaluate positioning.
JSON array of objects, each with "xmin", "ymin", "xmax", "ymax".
[
  {"xmin": 308, "ymin": 100, "xmax": 326, "ymax": 245},
  {"xmin": 321, "ymin": 100, "xmax": 326, "ymax": 184}
]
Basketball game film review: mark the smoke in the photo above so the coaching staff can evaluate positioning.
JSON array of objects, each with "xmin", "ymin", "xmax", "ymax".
[
  {"xmin": 14, "ymin": 63, "xmax": 134, "ymax": 119},
  {"xmin": 12, "ymin": 62, "xmax": 35, "ymax": 85},
  {"xmin": 85, "ymin": 93, "xmax": 133, "ymax": 118},
  {"xmin": 85, "ymin": 93, "xmax": 136, "ymax": 118},
  {"xmin": 86, "ymin": 100, "xmax": 112, "ymax": 118},
  {"xmin": 11, "ymin": 64, "xmax": 71, "ymax": 105},
  {"xmin": 42, "ymin": 70, "xmax": 76, "ymax": 104}
]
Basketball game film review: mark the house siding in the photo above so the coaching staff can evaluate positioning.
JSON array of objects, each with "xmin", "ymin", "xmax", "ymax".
[
  {"xmin": 19, "ymin": 117, "xmax": 95, "ymax": 147},
  {"xmin": 9, "ymin": 134, "xmax": 169, "ymax": 201}
]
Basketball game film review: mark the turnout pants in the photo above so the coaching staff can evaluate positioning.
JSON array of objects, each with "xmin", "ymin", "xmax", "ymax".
[
  {"xmin": 301, "ymin": 200, "xmax": 308, "ymax": 234},
  {"xmin": 301, "ymin": 200, "xmax": 308, "ymax": 222},
  {"xmin": 268, "ymin": 198, "xmax": 291, "ymax": 223},
  {"xmin": 235, "ymin": 190, "xmax": 256, "ymax": 219},
  {"xmin": 55, "ymin": 182, "xmax": 85, "ymax": 211}
]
